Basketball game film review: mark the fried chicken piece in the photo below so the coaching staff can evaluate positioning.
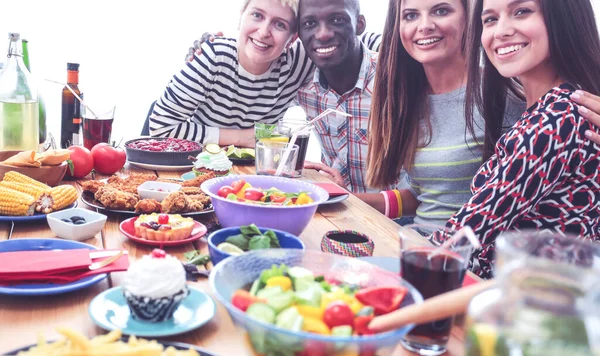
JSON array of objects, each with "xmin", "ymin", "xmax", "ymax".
[
  {"xmin": 134, "ymin": 198, "xmax": 162, "ymax": 214},
  {"xmin": 94, "ymin": 186, "xmax": 139, "ymax": 210},
  {"xmin": 106, "ymin": 173, "xmax": 158, "ymax": 194},
  {"xmin": 161, "ymin": 191, "xmax": 188, "ymax": 214},
  {"xmin": 80, "ymin": 180, "xmax": 106, "ymax": 194},
  {"xmin": 181, "ymin": 171, "xmax": 216, "ymax": 187}
]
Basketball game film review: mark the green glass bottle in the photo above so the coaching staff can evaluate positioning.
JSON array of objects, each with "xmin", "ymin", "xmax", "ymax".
[{"xmin": 21, "ymin": 38, "xmax": 47, "ymax": 145}]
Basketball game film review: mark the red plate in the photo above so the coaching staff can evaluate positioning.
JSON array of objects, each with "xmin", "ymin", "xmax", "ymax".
[{"xmin": 119, "ymin": 217, "xmax": 207, "ymax": 247}]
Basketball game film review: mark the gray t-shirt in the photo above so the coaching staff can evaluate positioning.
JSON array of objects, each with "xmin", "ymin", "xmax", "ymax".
[{"xmin": 407, "ymin": 87, "xmax": 524, "ymax": 232}]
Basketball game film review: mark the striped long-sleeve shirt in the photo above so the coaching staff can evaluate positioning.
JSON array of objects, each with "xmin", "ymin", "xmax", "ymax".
[
  {"xmin": 409, "ymin": 87, "xmax": 523, "ymax": 231},
  {"xmin": 149, "ymin": 34, "xmax": 381, "ymax": 144}
]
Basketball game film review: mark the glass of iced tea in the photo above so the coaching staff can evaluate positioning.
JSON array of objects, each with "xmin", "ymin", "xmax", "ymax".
[
  {"xmin": 398, "ymin": 224, "xmax": 474, "ymax": 355},
  {"xmin": 83, "ymin": 108, "xmax": 114, "ymax": 150}
]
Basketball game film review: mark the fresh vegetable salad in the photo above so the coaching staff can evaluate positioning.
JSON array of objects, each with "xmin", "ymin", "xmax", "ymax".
[
  {"xmin": 231, "ymin": 264, "xmax": 408, "ymax": 339},
  {"xmin": 217, "ymin": 179, "xmax": 314, "ymax": 206}
]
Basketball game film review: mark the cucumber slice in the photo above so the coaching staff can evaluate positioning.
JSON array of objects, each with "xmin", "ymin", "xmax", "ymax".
[
  {"xmin": 331, "ymin": 325, "xmax": 353, "ymax": 337},
  {"xmin": 249, "ymin": 279, "xmax": 264, "ymax": 296},
  {"xmin": 294, "ymin": 283, "xmax": 323, "ymax": 307},
  {"xmin": 256, "ymin": 286, "xmax": 284, "ymax": 299},
  {"xmin": 267, "ymin": 291, "xmax": 295, "ymax": 313},
  {"xmin": 246, "ymin": 303, "xmax": 276, "ymax": 324},
  {"xmin": 276, "ymin": 306, "xmax": 304, "ymax": 331},
  {"xmin": 288, "ymin": 266, "xmax": 315, "ymax": 291}
]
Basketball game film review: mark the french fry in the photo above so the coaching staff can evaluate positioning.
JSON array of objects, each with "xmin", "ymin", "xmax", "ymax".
[{"xmin": 16, "ymin": 328, "xmax": 201, "ymax": 356}]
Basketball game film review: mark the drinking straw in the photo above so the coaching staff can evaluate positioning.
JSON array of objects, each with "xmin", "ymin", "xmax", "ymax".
[
  {"xmin": 275, "ymin": 109, "xmax": 351, "ymax": 176},
  {"xmin": 44, "ymin": 78, "xmax": 98, "ymax": 118},
  {"xmin": 427, "ymin": 226, "xmax": 480, "ymax": 260}
]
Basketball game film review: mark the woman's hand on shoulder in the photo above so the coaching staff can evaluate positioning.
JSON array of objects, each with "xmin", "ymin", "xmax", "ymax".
[
  {"xmin": 571, "ymin": 90, "xmax": 600, "ymax": 145},
  {"xmin": 185, "ymin": 32, "xmax": 225, "ymax": 62}
]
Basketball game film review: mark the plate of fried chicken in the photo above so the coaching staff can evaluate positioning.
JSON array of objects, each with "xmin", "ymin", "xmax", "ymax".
[{"xmin": 79, "ymin": 172, "xmax": 215, "ymax": 215}]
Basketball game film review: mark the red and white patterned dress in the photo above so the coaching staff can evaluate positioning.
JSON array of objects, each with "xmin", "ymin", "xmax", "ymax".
[{"xmin": 434, "ymin": 83, "xmax": 600, "ymax": 279}]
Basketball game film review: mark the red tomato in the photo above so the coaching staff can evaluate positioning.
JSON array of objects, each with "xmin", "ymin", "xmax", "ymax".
[
  {"xmin": 296, "ymin": 340, "xmax": 328, "ymax": 356},
  {"xmin": 90, "ymin": 143, "xmax": 127, "ymax": 175},
  {"xmin": 270, "ymin": 194, "xmax": 286, "ymax": 203},
  {"xmin": 244, "ymin": 188, "xmax": 265, "ymax": 201},
  {"xmin": 66, "ymin": 146, "xmax": 94, "ymax": 179},
  {"xmin": 231, "ymin": 290, "xmax": 264, "ymax": 312},
  {"xmin": 217, "ymin": 186, "xmax": 235, "ymax": 198},
  {"xmin": 230, "ymin": 179, "xmax": 246, "ymax": 193},
  {"xmin": 323, "ymin": 301, "xmax": 354, "ymax": 329},
  {"xmin": 355, "ymin": 286, "xmax": 408, "ymax": 315}
]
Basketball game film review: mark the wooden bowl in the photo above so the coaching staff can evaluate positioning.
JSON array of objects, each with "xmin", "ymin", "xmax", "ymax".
[{"xmin": 0, "ymin": 151, "xmax": 68, "ymax": 187}]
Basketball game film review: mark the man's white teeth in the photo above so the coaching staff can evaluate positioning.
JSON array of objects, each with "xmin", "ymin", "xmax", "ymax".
[
  {"xmin": 316, "ymin": 46, "xmax": 336, "ymax": 54},
  {"xmin": 416, "ymin": 38, "xmax": 442, "ymax": 45},
  {"xmin": 497, "ymin": 44, "xmax": 525, "ymax": 55},
  {"xmin": 252, "ymin": 39, "xmax": 269, "ymax": 48}
]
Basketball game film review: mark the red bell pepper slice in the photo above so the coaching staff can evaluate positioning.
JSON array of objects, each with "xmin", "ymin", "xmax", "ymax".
[
  {"xmin": 231, "ymin": 290, "xmax": 264, "ymax": 312},
  {"xmin": 355, "ymin": 286, "xmax": 408, "ymax": 315}
]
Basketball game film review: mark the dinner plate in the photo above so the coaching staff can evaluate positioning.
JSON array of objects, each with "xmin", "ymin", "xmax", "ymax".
[
  {"xmin": 320, "ymin": 193, "xmax": 350, "ymax": 205},
  {"xmin": 128, "ymin": 161, "xmax": 194, "ymax": 171},
  {"xmin": 6, "ymin": 338, "xmax": 216, "ymax": 355},
  {"xmin": 120, "ymin": 217, "xmax": 208, "ymax": 247},
  {"xmin": 81, "ymin": 191, "xmax": 214, "ymax": 216},
  {"xmin": 0, "ymin": 202, "xmax": 77, "ymax": 222},
  {"xmin": 89, "ymin": 285, "xmax": 216, "ymax": 337},
  {"xmin": 0, "ymin": 238, "xmax": 106, "ymax": 296}
]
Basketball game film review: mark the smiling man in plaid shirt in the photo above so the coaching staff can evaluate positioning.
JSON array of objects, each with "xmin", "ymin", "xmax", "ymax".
[{"xmin": 295, "ymin": 0, "xmax": 405, "ymax": 193}]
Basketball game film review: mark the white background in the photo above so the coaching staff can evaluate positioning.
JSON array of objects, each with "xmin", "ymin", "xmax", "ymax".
[{"xmin": 0, "ymin": 0, "xmax": 598, "ymax": 159}]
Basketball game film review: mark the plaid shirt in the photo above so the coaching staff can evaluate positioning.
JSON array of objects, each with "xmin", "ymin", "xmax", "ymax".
[{"xmin": 296, "ymin": 46, "xmax": 401, "ymax": 193}]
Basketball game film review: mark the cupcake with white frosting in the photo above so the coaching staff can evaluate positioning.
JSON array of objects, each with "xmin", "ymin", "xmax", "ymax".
[
  {"xmin": 122, "ymin": 249, "xmax": 189, "ymax": 322},
  {"xmin": 192, "ymin": 144, "xmax": 233, "ymax": 177}
]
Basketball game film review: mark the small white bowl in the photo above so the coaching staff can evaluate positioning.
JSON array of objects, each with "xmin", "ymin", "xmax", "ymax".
[
  {"xmin": 47, "ymin": 208, "xmax": 107, "ymax": 241},
  {"xmin": 137, "ymin": 181, "xmax": 182, "ymax": 202}
]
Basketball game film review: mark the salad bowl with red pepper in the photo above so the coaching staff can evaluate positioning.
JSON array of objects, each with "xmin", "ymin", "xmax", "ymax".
[
  {"xmin": 209, "ymin": 249, "xmax": 423, "ymax": 356},
  {"xmin": 201, "ymin": 175, "xmax": 329, "ymax": 236}
]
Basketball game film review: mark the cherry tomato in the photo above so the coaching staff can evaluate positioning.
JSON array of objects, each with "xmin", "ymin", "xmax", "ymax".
[
  {"xmin": 90, "ymin": 143, "xmax": 127, "ymax": 175},
  {"xmin": 270, "ymin": 194, "xmax": 286, "ymax": 203},
  {"xmin": 66, "ymin": 146, "xmax": 94, "ymax": 179},
  {"xmin": 217, "ymin": 186, "xmax": 235, "ymax": 198},
  {"xmin": 323, "ymin": 301, "xmax": 354, "ymax": 329},
  {"xmin": 244, "ymin": 188, "xmax": 265, "ymax": 201},
  {"xmin": 157, "ymin": 214, "xmax": 169, "ymax": 224},
  {"xmin": 230, "ymin": 179, "xmax": 246, "ymax": 194},
  {"xmin": 231, "ymin": 290, "xmax": 264, "ymax": 312}
]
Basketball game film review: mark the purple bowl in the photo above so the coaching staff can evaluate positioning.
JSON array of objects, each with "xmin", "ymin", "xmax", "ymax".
[{"xmin": 201, "ymin": 175, "xmax": 329, "ymax": 236}]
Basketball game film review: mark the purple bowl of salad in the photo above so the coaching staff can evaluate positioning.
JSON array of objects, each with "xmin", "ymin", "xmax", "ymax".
[
  {"xmin": 209, "ymin": 249, "xmax": 423, "ymax": 356},
  {"xmin": 200, "ymin": 175, "xmax": 329, "ymax": 236}
]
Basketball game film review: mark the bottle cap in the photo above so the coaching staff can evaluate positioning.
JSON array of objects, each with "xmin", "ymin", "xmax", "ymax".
[
  {"xmin": 67, "ymin": 63, "xmax": 80, "ymax": 71},
  {"xmin": 8, "ymin": 33, "xmax": 20, "ymax": 41}
]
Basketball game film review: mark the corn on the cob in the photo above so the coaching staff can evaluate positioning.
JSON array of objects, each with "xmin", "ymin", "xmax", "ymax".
[
  {"xmin": 0, "ymin": 181, "xmax": 47, "ymax": 200},
  {"xmin": 3, "ymin": 171, "xmax": 50, "ymax": 190},
  {"xmin": 36, "ymin": 185, "xmax": 78, "ymax": 214},
  {"xmin": 0, "ymin": 187, "xmax": 36, "ymax": 216}
]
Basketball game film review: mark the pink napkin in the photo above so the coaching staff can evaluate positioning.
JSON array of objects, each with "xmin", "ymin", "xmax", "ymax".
[
  {"xmin": 314, "ymin": 183, "xmax": 349, "ymax": 197},
  {"xmin": 0, "ymin": 249, "xmax": 129, "ymax": 285},
  {"xmin": 0, "ymin": 249, "xmax": 91, "ymax": 276}
]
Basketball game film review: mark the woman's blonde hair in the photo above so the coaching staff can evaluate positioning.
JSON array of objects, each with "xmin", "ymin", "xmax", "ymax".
[{"xmin": 241, "ymin": 0, "xmax": 299, "ymax": 16}]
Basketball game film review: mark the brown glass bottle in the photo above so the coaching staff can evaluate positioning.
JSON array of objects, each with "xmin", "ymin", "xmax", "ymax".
[{"xmin": 60, "ymin": 63, "xmax": 81, "ymax": 148}]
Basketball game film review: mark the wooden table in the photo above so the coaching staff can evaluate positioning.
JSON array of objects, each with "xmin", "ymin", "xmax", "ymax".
[{"xmin": 0, "ymin": 164, "xmax": 469, "ymax": 355}]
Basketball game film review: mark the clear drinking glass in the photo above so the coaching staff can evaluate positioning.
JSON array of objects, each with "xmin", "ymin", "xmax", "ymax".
[
  {"xmin": 398, "ymin": 224, "xmax": 475, "ymax": 356},
  {"xmin": 255, "ymin": 142, "xmax": 298, "ymax": 177},
  {"xmin": 465, "ymin": 231, "xmax": 600, "ymax": 356},
  {"xmin": 254, "ymin": 120, "xmax": 291, "ymax": 144}
]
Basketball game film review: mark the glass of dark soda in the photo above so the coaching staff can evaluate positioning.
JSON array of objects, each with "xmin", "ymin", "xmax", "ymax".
[
  {"xmin": 83, "ymin": 109, "xmax": 114, "ymax": 150},
  {"xmin": 398, "ymin": 224, "xmax": 474, "ymax": 355}
]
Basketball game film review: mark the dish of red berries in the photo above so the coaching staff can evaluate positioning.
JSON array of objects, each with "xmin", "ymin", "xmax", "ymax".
[{"xmin": 125, "ymin": 137, "xmax": 203, "ymax": 166}]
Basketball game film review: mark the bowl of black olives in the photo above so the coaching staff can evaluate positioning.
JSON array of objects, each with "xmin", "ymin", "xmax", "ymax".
[{"xmin": 46, "ymin": 208, "xmax": 108, "ymax": 241}]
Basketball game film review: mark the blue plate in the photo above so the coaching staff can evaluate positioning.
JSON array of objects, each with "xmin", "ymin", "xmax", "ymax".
[
  {"xmin": 357, "ymin": 256, "xmax": 400, "ymax": 274},
  {"xmin": 6, "ymin": 338, "xmax": 216, "ymax": 355},
  {"xmin": 0, "ymin": 238, "xmax": 106, "ymax": 296},
  {"xmin": 89, "ymin": 285, "xmax": 216, "ymax": 337},
  {"xmin": 0, "ymin": 202, "xmax": 77, "ymax": 222}
]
